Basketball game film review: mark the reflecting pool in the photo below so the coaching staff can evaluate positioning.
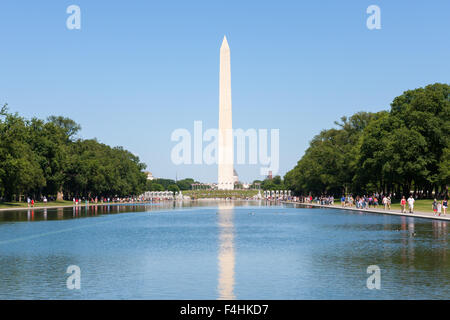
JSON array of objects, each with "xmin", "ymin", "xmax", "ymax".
[{"xmin": 0, "ymin": 201, "xmax": 448, "ymax": 299}]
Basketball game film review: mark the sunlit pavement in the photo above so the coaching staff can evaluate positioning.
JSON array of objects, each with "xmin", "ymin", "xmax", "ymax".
[{"xmin": 285, "ymin": 201, "xmax": 450, "ymax": 221}]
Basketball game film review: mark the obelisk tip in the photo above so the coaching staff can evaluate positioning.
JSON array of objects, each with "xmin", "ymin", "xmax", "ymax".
[{"xmin": 221, "ymin": 36, "xmax": 229, "ymax": 50}]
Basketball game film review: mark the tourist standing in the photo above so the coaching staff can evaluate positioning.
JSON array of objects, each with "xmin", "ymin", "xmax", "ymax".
[
  {"xmin": 432, "ymin": 199, "xmax": 438, "ymax": 216},
  {"xmin": 383, "ymin": 196, "xmax": 388, "ymax": 210},
  {"xmin": 27, "ymin": 197, "xmax": 31, "ymax": 207},
  {"xmin": 400, "ymin": 196, "xmax": 406, "ymax": 213},
  {"xmin": 407, "ymin": 195, "xmax": 415, "ymax": 213},
  {"xmin": 437, "ymin": 201, "xmax": 442, "ymax": 216},
  {"xmin": 443, "ymin": 199, "xmax": 448, "ymax": 215}
]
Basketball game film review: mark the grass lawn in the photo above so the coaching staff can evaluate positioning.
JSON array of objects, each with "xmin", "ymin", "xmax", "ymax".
[{"xmin": 0, "ymin": 200, "xmax": 74, "ymax": 209}]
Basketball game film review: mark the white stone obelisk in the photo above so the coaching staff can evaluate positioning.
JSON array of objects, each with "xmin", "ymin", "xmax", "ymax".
[{"xmin": 218, "ymin": 36, "xmax": 234, "ymax": 190}]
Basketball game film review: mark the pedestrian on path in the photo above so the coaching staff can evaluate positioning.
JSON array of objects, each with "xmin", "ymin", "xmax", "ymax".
[
  {"xmin": 383, "ymin": 196, "xmax": 388, "ymax": 210},
  {"xmin": 407, "ymin": 195, "xmax": 415, "ymax": 213},
  {"xmin": 400, "ymin": 196, "xmax": 406, "ymax": 213},
  {"xmin": 432, "ymin": 199, "xmax": 438, "ymax": 216}
]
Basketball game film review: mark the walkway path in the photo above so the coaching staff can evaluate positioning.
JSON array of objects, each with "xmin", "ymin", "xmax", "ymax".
[{"xmin": 283, "ymin": 201, "xmax": 450, "ymax": 221}]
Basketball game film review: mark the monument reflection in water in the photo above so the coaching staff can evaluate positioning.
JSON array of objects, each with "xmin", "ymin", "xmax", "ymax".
[{"xmin": 217, "ymin": 202, "xmax": 236, "ymax": 299}]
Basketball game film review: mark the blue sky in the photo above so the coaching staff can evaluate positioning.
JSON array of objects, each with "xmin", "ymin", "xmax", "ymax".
[{"xmin": 1, "ymin": 0, "xmax": 449, "ymax": 183}]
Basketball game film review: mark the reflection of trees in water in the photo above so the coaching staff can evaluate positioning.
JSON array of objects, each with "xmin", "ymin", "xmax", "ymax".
[
  {"xmin": 0, "ymin": 200, "xmax": 265, "ymax": 222},
  {"xmin": 217, "ymin": 203, "xmax": 235, "ymax": 300},
  {"xmin": 378, "ymin": 217, "xmax": 448, "ymax": 271},
  {"xmin": 397, "ymin": 219, "xmax": 448, "ymax": 271},
  {"xmin": 316, "ymin": 217, "xmax": 450, "ymax": 294},
  {"xmin": 399, "ymin": 217, "xmax": 416, "ymax": 266},
  {"xmin": 388, "ymin": 218, "xmax": 448, "ymax": 270}
]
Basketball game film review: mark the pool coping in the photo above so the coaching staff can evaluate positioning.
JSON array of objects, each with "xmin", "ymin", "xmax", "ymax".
[{"xmin": 283, "ymin": 201, "xmax": 450, "ymax": 221}]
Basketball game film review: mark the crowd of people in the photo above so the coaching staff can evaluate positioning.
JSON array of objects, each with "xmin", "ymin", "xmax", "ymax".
[
  {"xmin": 71, "ymin": 196, "xmax": 146, "ymax": 205},
  {"xmin": 432, "ymin": 198, "xmax": 448, "ymax": 216},
  {"xmin": 24, "ymin": 196, "xmax": 147, "ymax": 208},
  {"xmin": 295, "ymin": 193, "xmax": 448, "ymax": 216},
  {"xmin": 26, "ymin": 196, "xmax": 47, "ymax": 207},
  {"xmin": 22, "ymin": 192, "xmax": 450, "ymax": 217}
]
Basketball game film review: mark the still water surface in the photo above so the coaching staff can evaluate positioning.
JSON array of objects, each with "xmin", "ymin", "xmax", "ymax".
[{"xmin": 0, "ymin": 201, "xmax": 448, "ymax": 299}]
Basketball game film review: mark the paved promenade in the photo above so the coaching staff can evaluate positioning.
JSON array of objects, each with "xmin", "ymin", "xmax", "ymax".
[{"xmin": 283, "ymin": 201, "xmax": 450, "ymax": 221}]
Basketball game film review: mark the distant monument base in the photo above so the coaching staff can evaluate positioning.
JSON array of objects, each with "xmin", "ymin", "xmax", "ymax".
[{"xmin": 217, "ymin": 183, "xmax": 235, "ymax": 191}]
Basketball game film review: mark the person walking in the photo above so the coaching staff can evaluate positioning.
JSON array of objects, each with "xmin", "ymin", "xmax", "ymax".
[
  {"xmin": 432, "ymin": 199, "xmax": 438, "ymax": 216},
  {"xmin": 442, "ymin": 199, "xmax": 448, "ymax": 216},
  {"xmin": 400, "ymin": 196, "xmax": 406, "ymax": 213},
  {"xmin": 437, "ymin": 201, "xmax": 442, "ymax": 216},
  {"xmin": 383, "ymin": 196, "xmax": 388, "ymax": 210},
  {"xmin": 31, "ymin": 199, "xmax": 34, "ymax": 208},
  {"xmin": 407, "ymin": 195, "xmax": 415, "ymax": 213},
  {"xmin": 27, "ymin": 197, "xmax": 31, "ymax": 208}
]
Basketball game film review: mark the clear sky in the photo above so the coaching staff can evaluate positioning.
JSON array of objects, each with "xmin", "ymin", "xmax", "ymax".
[{"xmin": 1, "ymin": 0, "xmax": 449, "ymax": 183}]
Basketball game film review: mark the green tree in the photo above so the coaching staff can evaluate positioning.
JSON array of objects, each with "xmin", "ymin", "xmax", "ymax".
[
  {"xmin": 168, "ymin": 184, "xmax": 180, "ymax": 193},
  {"xmin": 0, "ymin": 110, "xmax": 45, "ymax": 200},
  {"xmin": 285, "ymin": 83, "xmax": 449, "ymax": 198},
  {"xmin": 285, "ymin": 112, "xmax": 381, "ymax": 195},
  {"xmin": 148, "ymin": 182, "xmax": 164, "ymax": 191},
  {"xmin": 176, "ymin": 178, "xmax": 194, "ymax": 190},
  {"xmin": 261, "ymin": 175, "xmax": 286, "ymax": 190}
]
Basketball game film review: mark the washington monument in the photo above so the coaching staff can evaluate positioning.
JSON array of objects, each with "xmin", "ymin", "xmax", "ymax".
[{"xmin": 218, "ymin": 36, "xmax": 234, "ymax": 190}]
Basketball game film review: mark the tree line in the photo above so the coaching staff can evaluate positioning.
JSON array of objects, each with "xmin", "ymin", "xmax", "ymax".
[
  {"xmin": 0, "ymin": 105, "xmax": 147, "ymax": 201},
  {"xmin": 284, "ymin": 83, "xmax": 450, "ymax": 198},
  {"xmin": 251, "ymin": 175, "xmax": 286, "ymax": 190},
  {"xmin": 146, "ymin": 178, "xmax": 196, "ymax": 193}
]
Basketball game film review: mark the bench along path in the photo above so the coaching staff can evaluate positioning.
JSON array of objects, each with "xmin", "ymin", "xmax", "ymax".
[{"xmin": 282, "ymin": 201, "xmax": 450, "ymax": 222}]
